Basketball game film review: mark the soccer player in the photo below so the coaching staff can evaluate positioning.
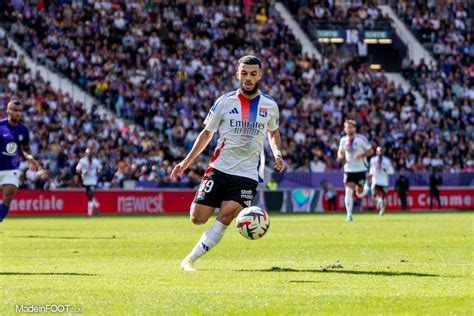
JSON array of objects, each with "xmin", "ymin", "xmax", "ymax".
[
  {"xmin": 171, "ymin": 55, "xmax": 285, "ymax": 271},
  {"xmin": 337, "ymin": 119, "xmax": 373, "ymax": 221},
  {"xmin": 429, "ymin": 167, "xmax": 442, "ymax": 209},
  {"xmin": 369, "ymin": 147, "xmax": 394, "ymax": 215},
  {"xmin": 0, "ymin": 100, "xmax": 44, "ymax": 222},
  {"xmin": 395, "ymin": 168, "xmax": 410, "ymax": 210},
  {"xmin": 76, "ymin": 148, "xmax": 101, "ymax": 217}
]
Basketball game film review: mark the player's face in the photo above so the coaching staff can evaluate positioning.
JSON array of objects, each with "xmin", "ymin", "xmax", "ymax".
[
  {"xmin": 7, "ymin": 104, "xmax": 23, "ymax": 123},
  {"xmin": 236, "ymin": 63, "xmax": 261, "ymax": 96},
  {"xmin": 344, "ymin": 123, "xmax": 356, "ymax": 136}
]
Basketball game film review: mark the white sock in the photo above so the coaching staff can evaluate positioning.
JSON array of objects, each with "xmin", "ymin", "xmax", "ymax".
[
  {"xmin": 87, "ymin": 201, "xmax": 93, "ymax": 216},
  {"xmin": 345, "ymin": 187, "xmax": 354, "ymax": 217},
  {"xmin": 93, "ymin": 198, "xmax": 99, "ymax": 208},
  {"xmin": 185, "ymin": 220, "xmax": 228, "ymax": 263}
]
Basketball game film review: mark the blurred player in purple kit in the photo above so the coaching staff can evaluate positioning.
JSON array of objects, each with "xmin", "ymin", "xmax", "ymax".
[{"xmin": 0, "ymin": 100, "xmax": 44, "ymax": 222}]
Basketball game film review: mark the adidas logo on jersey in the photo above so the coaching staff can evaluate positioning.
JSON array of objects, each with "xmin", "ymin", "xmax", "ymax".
[{"xmin": 229, "ymin": 107, "xmax": 239, "ymax": 114}]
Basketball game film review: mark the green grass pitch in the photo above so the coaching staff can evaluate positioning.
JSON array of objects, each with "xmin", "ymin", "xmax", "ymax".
[{"xmin": 1, "ymin": 212, "xmax": 473, "ymax": 315}]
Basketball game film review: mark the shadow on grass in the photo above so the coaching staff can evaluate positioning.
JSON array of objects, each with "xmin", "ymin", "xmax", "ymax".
[
  {"xmin": 0, "ymin": 272, "xmax": 96, "ymax": 276},
  {"xmin": 12, "ymin": 235, "xmax": 119, "ymax": 240},
  {"xmin": 236, "ymin": 267, "xmax": 441, "ymax": 277}
]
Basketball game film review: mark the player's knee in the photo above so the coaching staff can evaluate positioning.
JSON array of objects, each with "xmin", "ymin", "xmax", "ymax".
[
  {"xmin": 190, "ymin": 213, "xmax": 208, "ymax": 225},
  {"xmin": 2, "ymin": 193, "xmax": 14, "ymax": 205}
]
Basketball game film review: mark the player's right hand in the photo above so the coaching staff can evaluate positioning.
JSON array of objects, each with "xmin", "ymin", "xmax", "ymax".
[{"xmin": 170, "ymin": 160, "xmax": 190, "ymax": 180}]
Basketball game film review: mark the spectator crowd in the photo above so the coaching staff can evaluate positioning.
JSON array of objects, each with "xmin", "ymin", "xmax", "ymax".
[{"xmin": 0, "ymin": 0, "xmax": 471, "ymax": 189}]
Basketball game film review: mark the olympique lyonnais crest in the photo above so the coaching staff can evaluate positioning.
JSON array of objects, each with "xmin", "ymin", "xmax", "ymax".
[
  {"xmin": 197, "ymin": 191, "xmax": 206, "ymax": 201},
  {"xmin": 259, "ymin": 108, "xmax": 268, "ymax": 117}
]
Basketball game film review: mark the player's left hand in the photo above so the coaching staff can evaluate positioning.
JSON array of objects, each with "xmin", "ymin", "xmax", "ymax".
[
  {"xmin": 37, "ymin": 168, "xmax": 49, "ymax": 180},
  {"xmin": 354, "ymin": 153, "xmax": 365, "ymax": 160},
  {"xmin": 274, "ymin": 157, "xmax": 286, "ymax": 172},
  {"xmin": 29, "ymin": 158, "xmax": 41, "ymax": 170}
]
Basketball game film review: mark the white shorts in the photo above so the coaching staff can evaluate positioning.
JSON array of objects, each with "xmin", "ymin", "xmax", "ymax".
[{"xmin": 0, "ymin": 170, "xmax": 20, "ymax": 187}]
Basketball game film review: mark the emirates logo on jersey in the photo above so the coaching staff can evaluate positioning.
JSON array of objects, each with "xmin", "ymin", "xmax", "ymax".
[{"xmin": 229, "ymin": 119, "xmax": 265, "ymax": 136}]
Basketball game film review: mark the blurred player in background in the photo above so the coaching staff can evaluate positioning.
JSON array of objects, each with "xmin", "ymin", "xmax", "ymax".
[
  {"xmin": 337, "ymin": 119, "xmax": 373, "ymax": 222},
  {"xmin": 76, "ymin": 148, "xmax": 101, "ymax": 217},
  {"xmin": 369, "ymin": 147, "xmax": 394, "ymax": 215},
  {"xmin": 0, "ymin": 100, "xmax": 45, "ymax": 222},
  {"xmin": 395, "ymin": 168, "xmax": 410, "ymax": 210},
  {"xmin": 321, "ymin": 179, "xmax": 337, "ymax": 211},
  {"xmin": 171, "ymin": 55, "xmax": 285, "ymax": 271},
  {"xmin": 429, "ymin": 167, "xmax": 443, "ymax": 209}
]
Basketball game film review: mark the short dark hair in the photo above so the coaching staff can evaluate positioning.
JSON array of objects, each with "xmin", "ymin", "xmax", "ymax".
[
  {"xmin": 344, "ymin": 119, "xmax": 357, "ymax": 128},
  {"xmin": 238, "ymin": 55, "xmax": 262, "ymax": 68},
  {"xmin": 7, "ymin": 100, "xmax": 21, "ymax": 108}
]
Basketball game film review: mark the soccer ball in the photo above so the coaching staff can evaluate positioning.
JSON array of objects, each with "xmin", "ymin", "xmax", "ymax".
[{"xmin": 236, "ymin": 206, "xmax": 270, "ymax": 240}]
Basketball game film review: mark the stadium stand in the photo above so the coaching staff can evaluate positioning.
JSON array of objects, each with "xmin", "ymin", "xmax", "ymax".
[
  {"xmin": 278, "ymin": 0, "xmax": 473, "ymax": 173},
  {"xmin": 0, "ymin": 36, "xmax": 206, "ymax": 189},
  {"xmin": 283, "ymin": 0, "xmax": 392, "ymax": 31},
  {"xmin": 0, "ymin": 0, "xmax": 472, "ymax": 189},
  {"xmin": 395, "ymin": 1, "xmax": 473, "ymax": 172}
]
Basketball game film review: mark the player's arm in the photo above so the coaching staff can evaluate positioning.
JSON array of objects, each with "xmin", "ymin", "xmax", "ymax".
[
  {"xmin": 21, "ymin": 144, "xmax": 43, "ymax": 170},
  {"xmin": 170, "ymin": 129, "xmax": 214, "ymax": 180},
  {"xmin": 337, "ymin": 148, "xmax": 345, "ymax": 161},
  {"xmin": 337, "ymin": 139, "xmax": 345, "ymax": 161},
  {"xmin": 368, "ymin": 160, "xmax": 374, "ymax": 177},
  {"xmin": 368, "ymin": 161, "xmax": 375, "ymax": 184},
  {"xmin": 267, "ymin": 129, "xmax": 285, "ymax": 172},
  {"xmin": 355, "ymin": 145, "xmax": 374, "ymax": 160},
  {"xmin": 75, "ymin": 159, "xmax": 83, "ymax": 175},
  {"xmin": 384, "ymin": 160, "xmax": 395, "ymax": 175}
]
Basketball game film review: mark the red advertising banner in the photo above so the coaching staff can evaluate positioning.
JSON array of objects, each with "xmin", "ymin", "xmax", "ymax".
[
  {"xmin": 323, "ymin": 188, "xmax": 474, "ymax": 212},
  {"xmin": 7, "ymin": 190, "xmax": 196, "ymax": 216}
]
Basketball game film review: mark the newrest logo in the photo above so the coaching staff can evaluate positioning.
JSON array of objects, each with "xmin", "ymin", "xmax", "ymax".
[{"xmin": 118, "ymin": 194, "xmax": 164, "ymax": 213}]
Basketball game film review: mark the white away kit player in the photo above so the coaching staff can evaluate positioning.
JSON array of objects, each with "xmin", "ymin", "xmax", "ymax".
[
  {"xmin": 76, "ymin": 148, "xmax": 101, "ymax": 217},
  {"xmin": 369, "ymin": 146, "xmax": 394, "ymax": 215},
  {"xmin": 337, "ymin": 119, "xmax": 373, "ymax": 221}
]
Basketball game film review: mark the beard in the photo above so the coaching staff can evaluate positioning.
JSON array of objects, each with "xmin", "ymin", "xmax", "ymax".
[{"xmin": 240, "ymin": 81, "xmax": 259, "ymax": 97}]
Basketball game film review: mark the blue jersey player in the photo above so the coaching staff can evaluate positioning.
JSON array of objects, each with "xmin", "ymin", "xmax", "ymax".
[{"xmin": 0, "ymin": 100, "xmax": 44, "ymax": 222}]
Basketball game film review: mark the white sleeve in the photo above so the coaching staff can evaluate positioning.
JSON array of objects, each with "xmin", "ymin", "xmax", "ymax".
[
  {"xmin": 267, "ymin": 103, "xmax": 280, "ymax": 132},
  {"xmin": 96, "ymin": 160, "xmax": 102, "ymax": 172},
  {"xmin": 385, "ymin": 159, "xmax": 395, "ymax": 175},
  {"xmin": 362, "ymin": 136, "xmax": 371, "ymax": 151},
  {"xmin": 338, "ymin": 137, "xmax": 344, "ymax": 152},
  {"xmin": 369, "ymin": 158, "xmax": 375, "ymax": 175},
  {"xmin": 76, "ymin": 159, "xmax": 82, "ymax": 173},
  {"xmin": 204, "ymin": 100, "xmax": 223, "ymax": 133}
]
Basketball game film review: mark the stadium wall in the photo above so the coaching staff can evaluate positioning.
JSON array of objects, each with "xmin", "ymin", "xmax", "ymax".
[
  {"xmin": 6, "ymin": 188, "xmax": 473, "ymax": 216},
  {"xmin": 277, "ymin": 172, "xmax": 474, "ymax": 188}
]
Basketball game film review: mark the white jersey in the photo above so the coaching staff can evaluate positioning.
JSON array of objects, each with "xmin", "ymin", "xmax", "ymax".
[
  {"xmin": 76, "ymin": 157, "xmax": 101, "ymax": 186},
  {"xmin": 338, "ymin": 133, "xmax": 371, "ymax": 172},
  {"xmin": 204, "ymin": 90, "xmax": 279, "ymax": 182},
  {"xmin": 369, "ymin": 155, "xmax": 394, "ymax": 187}
]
